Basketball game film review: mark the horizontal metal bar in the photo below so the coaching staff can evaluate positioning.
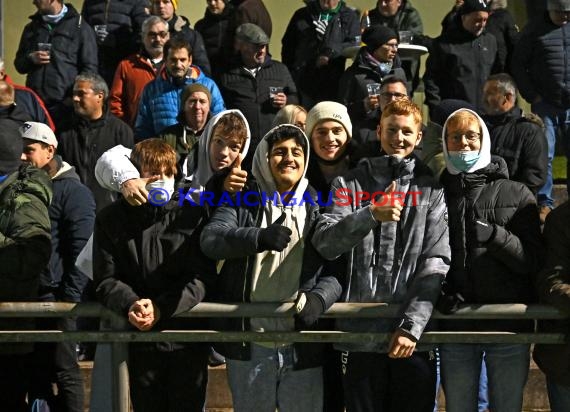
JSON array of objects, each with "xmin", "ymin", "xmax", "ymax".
[
  {"xmin": 0, "ymin": 330, "xmax": 565, "ymax": 344},
  {"xmin": 0, "ymin": 302, "xmax": 566, "ymax": 320}
]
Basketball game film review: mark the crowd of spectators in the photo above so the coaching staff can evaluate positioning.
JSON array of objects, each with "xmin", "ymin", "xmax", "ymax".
[{"xmin": 4, "ymin": 0, "xmax": 570, "ymax": 411}]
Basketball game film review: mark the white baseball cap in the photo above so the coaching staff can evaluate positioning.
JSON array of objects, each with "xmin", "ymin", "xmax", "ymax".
[{"xmin": 19, "ymin": 121, "xmax": 58, "ymax": 148}]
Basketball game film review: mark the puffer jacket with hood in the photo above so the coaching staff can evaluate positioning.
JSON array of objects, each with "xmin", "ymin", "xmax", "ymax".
[
  {"xmin": 313, "ymin": 153, "xmax": 450, "ymax": 353},
  {"xmin": 200, "ymin": 125, "xmax": 342, "ymax": 368},
  {"xmin": 439, "ymin": 109, "xmax": 542, "ymax": 332}
]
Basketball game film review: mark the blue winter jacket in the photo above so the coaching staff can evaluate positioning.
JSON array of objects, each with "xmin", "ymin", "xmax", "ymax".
[{"xmin": 134, "ymin": 66, "xmax": 225, "ymax": 140}]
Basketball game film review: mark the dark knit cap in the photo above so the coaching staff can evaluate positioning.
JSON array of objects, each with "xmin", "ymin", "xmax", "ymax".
[
  {"xmin": 180, "ymin": 83, "xmax": 212, "ymax": 108},
  {"xmin": 459, "ymin": 0, "xmax": 490, "ymax": 15},
  {"xmin": 362, "ymin": 25, "xmax": 398, "ymax": 51},
  {"xmin": 0, "ymin": 128, "xmax": 23, "ymax": 175}
]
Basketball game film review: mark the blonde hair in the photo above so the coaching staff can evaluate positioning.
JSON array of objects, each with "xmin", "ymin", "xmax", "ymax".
[{"xmin": 272, "ymin": 104, "xmax": 307, "ymax": 129}]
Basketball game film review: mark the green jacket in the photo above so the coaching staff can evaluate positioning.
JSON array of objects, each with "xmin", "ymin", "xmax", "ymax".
[{"xmin": 0, "ymin": 164, "xmax": 52, "ymax": 354}]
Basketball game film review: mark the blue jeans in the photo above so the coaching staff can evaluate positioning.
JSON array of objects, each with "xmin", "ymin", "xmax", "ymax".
[
  {"xmin": 440, "ymin": 343, "xmax": 530, "ymax": 412},
  {"xmin": 226, "ymin": 344, "xmax": 323, "ymax": 412},
  {"xmin": 547, "ymin": 377, "xmax": 570, "ymax": 412},
  {"xmin": 531, "ymin": 100, "xmax": 570, "ymax": 207}
]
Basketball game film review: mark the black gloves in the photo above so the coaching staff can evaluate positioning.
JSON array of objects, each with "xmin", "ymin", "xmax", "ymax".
[
  {"xmin": 472, "ymin": 219, "xmax": 496, "ymax": 244},
  {"xmin": 257, "ymin": 214, "xmax": 292, "ymax": 252},
  {"xmin": 295, "ymin": 292, "xmax": 326, "ymax": 327},
  {"xmin": 436, "ymin": 282, "xmax": 465, "ymax": 315}
]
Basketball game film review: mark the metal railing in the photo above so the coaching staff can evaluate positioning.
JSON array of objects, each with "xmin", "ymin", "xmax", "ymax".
[{"xmin": 0, "ymin": 301, "xmax": 568, "ymax": 411}]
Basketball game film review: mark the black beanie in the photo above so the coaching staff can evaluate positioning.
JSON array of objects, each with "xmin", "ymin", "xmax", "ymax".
[
  {"xmin": 362, "ymin": 25, "xmax": 398, "ymax": 52},
  {"xmin": 459, "ymin": 0, "xmax": 490, "ymax": 15},
  {"xmin": 0, "ymin": 128, "xmax": 23, "ymax": 175}
]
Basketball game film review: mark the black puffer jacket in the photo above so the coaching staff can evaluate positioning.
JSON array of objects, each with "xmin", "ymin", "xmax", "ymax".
[
  {"xmin": 424, "ymin": 20, "xmax": 498, "ymax": 116},
  {"xmin": 338, "ymin": 48, "xmax": 406, "ymax": 133},
  {"xmin": 511, "ymin": 12, "xmax": 570, "ymax": 107},
  {"xmin": 484, "ymin": 107, "xmax": 547, "ymax": 195},
  {"xmin": 195, "ymin": 3, "xmax": 235, "ymax": 80},
  {"xmin": 441, "ymin": 156, "xmax": 542, "ymax": 332},
  {"xmin": 81, "ymin": 0, "xmax": 148, "ymax": 83},
  {"xmin": 281, "ymin": 0, "xmax": 359, "ymax": 104},
  {"xmin": 14, "ymin": 4, "xmax": 98, "ymax": 105}
]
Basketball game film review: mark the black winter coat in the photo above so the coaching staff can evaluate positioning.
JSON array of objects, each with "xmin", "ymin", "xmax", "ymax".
[
  {"xmin": 195, "ymin": 4, "xmax": 235, "ymax": 80},
  {"xmin": 44, "ymin": 161, "xmax": 95, "ymax": 303},
  {"xmin": 440, "ymin": 157, "xmax": 542, "ymax": 332},
  {"xmin": 57, "ymin": 111, "xmax": 134, "ymax": 211},
  {"xmin": 200, "ymin": 182, "xmax": 342, "ymax": 369},
  {"xmin": 94, "ymin": 196, "xmax": 216, "ymax": 351},
  {"xmin": 484, "ymin": 107, "xmax": 547, "ymax": 194},
  {"xmin": 424, "ymin": 22, "xmax": 498, "ymax": 116},
  {"xmin": 14, "ymin": 4, "xmax": 98, "ymax": 105},
  {"xmin": 281, "ymin": 0, "xmax": 359, "ymax": 105},
  {"xmin": 168, "ymin": 14, "xmax": 212, "ymax": 77},
  {"xmin": 485, "ymin": 8, "xmax": 519, "ymax": 73},
  {"xmin": 338, "ymin": 48, "xmax": 406, "ymax": 137},
  {"xmin": 511, "ymin": 12, "xmax": 570, "ymax": 108},
  {"xmin": 219, "ymin": 56, "xmax": 298, "ymax": 168},
  {"xmin": 81, "ymin": 0, "xmax": 148, "ymax": 84}
]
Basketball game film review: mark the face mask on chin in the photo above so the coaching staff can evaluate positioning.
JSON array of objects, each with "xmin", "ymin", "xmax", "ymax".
[{"xmin": 448, "ymin": 150, "xmax": 480, "ymax": 172}]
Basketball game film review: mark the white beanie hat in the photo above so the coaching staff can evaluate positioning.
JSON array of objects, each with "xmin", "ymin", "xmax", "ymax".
[{"xmin": 306, "ymin": 101, "xmax": 352, "ymax": 139}]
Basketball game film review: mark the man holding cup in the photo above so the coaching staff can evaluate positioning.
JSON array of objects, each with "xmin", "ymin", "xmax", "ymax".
[
  {"xmin": 219, "ymin": 23, "xmax": 298, "ymax": 169},
  {"xmin": 14, "ymin": 0, "xmax": 98, "ymax": 131}
]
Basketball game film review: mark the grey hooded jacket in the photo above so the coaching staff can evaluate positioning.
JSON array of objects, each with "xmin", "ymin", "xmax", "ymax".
[{"xmin": 312, "ymin": 154, "xmax": 450, "ymax": 352}]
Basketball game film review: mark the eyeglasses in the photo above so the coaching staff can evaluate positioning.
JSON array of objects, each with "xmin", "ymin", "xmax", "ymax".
[
  {"xmin": 448, "ymin": 132, "xmax": 481, "ymax": 144},
  {"xmin": 380, "ymin": 92, "xmax": 407, "ymax": 100},
  {"xmin": 384, "ymin": 42, "xmax": 399, "ymax": 49},
  {"xmin": 147, "ymin": 31, "xmax": 169, "ymax": 39}
]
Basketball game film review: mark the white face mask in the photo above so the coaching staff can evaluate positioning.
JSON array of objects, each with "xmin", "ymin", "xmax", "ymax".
[{"xmin": 146, "ymin": 178, "xmax": 176, "ymax": 205}]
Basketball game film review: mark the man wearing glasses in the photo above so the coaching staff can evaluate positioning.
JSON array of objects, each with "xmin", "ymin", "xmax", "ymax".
[{"xmin": 110, "ymin": 16, "xmax": 170, "ymax": 128}]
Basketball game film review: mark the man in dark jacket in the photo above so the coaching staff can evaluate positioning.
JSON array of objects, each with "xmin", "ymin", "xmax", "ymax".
[
  {"xmin": 534, "ymin": 200, "xmax": 570, "ymax": 411},
  {"xmin": 482, "ymin": 73, "xmax": 548, "ymax": 195},
  {"xmin": 511, "ymin": 0, "xmax": 570, "ymax": 222},
  {"xmin": 82, "ymin": 0, "xmax": 149, "ymax": 86},
  {"xmin": 94, "ymin": 138, "xmax": 216, "ymax": 412},
  {"xmin": 424, "ymin": 0, "xmax": 499, "ymax": 117},
  {"xmin": 0, "ymin": 121, "xmax": 52, "ymax": 411},
  {"xmin": 58, "ymin": 72, "xmax": 134, "ymax": 211},
  {"xmin": 220, "ymin": 23, "xmax": 298, "ymax": 170},
  {"xmin": 150, "ymin": 0, "xmax": 212, "ymax": 76},
  {"xmin": 438, "ymin": 108, "xmax": 542, "ymax": 412},
  {"xmin": 14, "ymin": 0, "xmax": 98, "ymax": 131},
  {"xmin": 282, "ymin": 0, "xmax": 359, "ymax": 108},
  {"xmin": 201, "ymin": 124, "xmax": 341, "ymax": 412},
  {"xmin": 20, "ymin": 121, "xmax": 95, "ymax": 412}
]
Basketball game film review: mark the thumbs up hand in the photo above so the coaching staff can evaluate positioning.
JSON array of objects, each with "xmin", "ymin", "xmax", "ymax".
[
  {"xmin": 370, "ymin": 181, "xmax": 404, "ymax": 222},
  {"xmin": 223, "ymin": 154, "xmax": 248, "ymax": 194}
]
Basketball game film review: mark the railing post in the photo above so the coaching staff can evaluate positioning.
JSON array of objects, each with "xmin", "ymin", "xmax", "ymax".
[{"xmin": 111, "ymin": 341, "xmax": 130, "ymax": 412}]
